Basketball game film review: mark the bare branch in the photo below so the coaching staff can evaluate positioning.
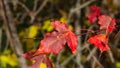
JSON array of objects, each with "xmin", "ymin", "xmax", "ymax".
[
  {"xmin": 18, "ymin": 1, "xmax": 30, "ymax": 13},
  {"xmin": 0, "ymin": 0, "xmax": 27, "ymax": 68},
  {"xmin": 0, "ymin": 27, "xmax": 2, "ymax": 52},
  {"xmin": 33, "ymin": 0, "xmax": 39, "ymax": 11},
  {"xmin": 60, "ymin": 55, "xmax": 75, "ymax": 67},
  {"xmin": 55, "ymin": 49, "xmax": 64, "ymax": 68},
  {"xmin": 67, "ymin": 0, "xmax": 96, "ymax": 24},
  {"xmin": 35, "ymin": 0, "xmax": 49, "ymax": 16},
  {"xmin": 86, "ymin": 47, "xmax": 97, "ymax": 61},
  {"xmin": 108, "ymin": 50, "xmax": 115, "ymax": 63},
  {"xmin": 72, "ymin": 0, "xmax": 95, "ymax": 13},
  {"xmin": 75, "ymin": 0, "xmax": 83, "ymax": 67}
]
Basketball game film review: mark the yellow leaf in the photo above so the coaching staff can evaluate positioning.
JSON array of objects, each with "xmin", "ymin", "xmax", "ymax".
[
  {"xmin": 116, "ymin": 61, "xmax": 120, "ymax": 68},
  {"xmin": 39, "ymin": 63, "xmax": 47, "ymax": 68},
  {"xmin": 28, "ymin": 25, "xmax": 40, "ymax": 38},
  {"xmin": 68, "ymin": 25, "xmax": 73, "ymax": 30},
  {"xmin": 0, "ymin": 50, "xmax": 18, "ymax": 67},
  {"xmin": 60, "ymin": 16, "xmax": 67, "ymax": 23},
  {"xmin": 42, "ymin": 20, "xmax": 53, "ymax": 32}
]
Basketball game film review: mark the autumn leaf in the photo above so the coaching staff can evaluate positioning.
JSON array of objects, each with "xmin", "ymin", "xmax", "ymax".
[
  {"xmin": 51, "ymin": 21, "xmax": 78, "ymax": 54},
  {"xmin": 34, "ymin": 21, "xmax": 78, "ymax": 55},
  {"xmin": 23, "ymin": 21, "xmax": 77, "ymax": 68},
  {"xmin": 23, "ymin": 52, "xmax": 53, "ymax": 68},
  {"xmin": 34, "ymin": 31, "xmax": 67, "ymax": 55},
  {"xmin": 51, "ymin": 21, "xmax": 69, "ymax": 33},
  {"xmin": 66, "ymin": 31, "xmax": 78, "ymax": 54},
  {"xmin": 88, "ymin": 6, "xmax": 101, "ymax": 23},
  {"xmin": 98, "ymin": 15, "xmax": 116, "ymax": 33},
  {"xmin": 87, "ymin": 34, "xmax": 110, "ymax": 52}
]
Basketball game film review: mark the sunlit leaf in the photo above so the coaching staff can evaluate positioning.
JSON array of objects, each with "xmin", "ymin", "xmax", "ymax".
[
  {"xmin": 42, "ymin": 20, "xmax": 53, "ymax": 32},
  {"xmin": 34, "ymin": 21, "xmax": 78, "ymax": 55},
  {"xmin": 28, "ymin": 25, "xmax": 40, "ymax": 38},
  {"xmin": 60, "ymin": 16, "xmax": 67, "ymax": 23},
  {"xmin": 39, "ymin": 63, "xmax": 47, "ymax": 68},
  {"xmin": 98, "ymin": 15, "xmax": 116, "ymax": 33},
  {"xmin": 88, "ymin": 34, "xmax": 110, "ymax": 52},
  {"xmin": 0, "ymin": 50, "xmax": 18, "ymax": 68}
]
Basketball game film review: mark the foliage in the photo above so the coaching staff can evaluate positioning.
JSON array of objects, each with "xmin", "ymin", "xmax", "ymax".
[
  {"xmin": 0, "ymin": 0, "xmax": 120, "ymax": 68},
  {"xmin": 24, "ymin": 9, "xmax": 117, "ymax": 67},
  {"xmin": 0, "ymin": 50, "xmax": 18, "ymax": 68}
]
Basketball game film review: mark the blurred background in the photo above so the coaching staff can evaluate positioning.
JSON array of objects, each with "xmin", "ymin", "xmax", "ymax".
[{"xmin": 0, "ymin": 0, "xmax": 120, "ymax": 68}]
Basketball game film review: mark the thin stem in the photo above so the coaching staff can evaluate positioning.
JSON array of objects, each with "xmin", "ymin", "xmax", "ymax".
[
  {"xmin": 18, "ymin": 1, "xmax": 30, "ymax": 13},
  {"xmin": 33, "ymin": 0, "xmax": 39, "ymax": 11},
  {"xmin": 20, "ymin": 38, "xmax": 42, "ymax": 40}
]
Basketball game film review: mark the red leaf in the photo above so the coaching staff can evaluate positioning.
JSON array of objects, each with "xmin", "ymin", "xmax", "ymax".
[
  {"xmin": 107, "ymin": 18, "xmax": 116, "ymax": 33},
  {"xmin": 34, "ymin": 31, "xmax": 67, "ymax": 55},
  {"xmin": 87, "ymin": 34, "xmax": 110, "ymax": 52},
  {"xmin": 51, "ymin": 21, "xmax": 69, "ymax": 32},
  {"xmin": 98, "ymin": 15, "xmax": 116, "ymax": 33},
  {"xmin": 23, "ymin": 52, "xmax": 53, "ymax": 68},
  {"xmin": 88, "ymin": 6, "xmax": 101, "ymax": 23},
  {"xmin": 22, "ymin": 52, "xmax": 34, "ymax": 60},
  {"xmin": 34, "ymin": 21, "xmax": 78, "ymax": 55},
  {"xmin": 66, "ymin": 31, "xmax": 78, "ymax": 54}
]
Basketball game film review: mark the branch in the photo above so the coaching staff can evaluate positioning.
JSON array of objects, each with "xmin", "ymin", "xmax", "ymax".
[
  {"xmin": 86, "ymin": 47, "xmax": 97, "ymax": 61},
  {"xmin": 60, "ymin": 55, "xmax": 75, "ymax": 67},
  {"xmin": 72, "ymin": 0, "xmax": 95, "ymax": 13},
  {"xmin": 0, "ymin": 0, "xmax": 27, "ymax": 68},
  {"xmin": 55, "ymin": 49, "xmax": 64, "ymax": 68},
  {"xmin": 18, "ymin": 1, "xmax": 30, "ymax": 13},
  {"xmin": 110, "ymin": 45, "xmax": 120, "ymax": 61},
  {"xmin": 67, "ymin": 0, "xmax": 96, "ymax": 24},
  {"xmin": 34, "ymin": 0, "xmax": 49, "ymax": 16},
  {"xmin": 75, "ymin": 0, "xmax": 83, "ymax": 67},
  {"xmin": 108, "ymin": 50, "xmax": 115, "ymax": 63},
  {"xmin": 0, "ymin": 27, "xmax": 2, "ymax": 52},
  {"xmin": 33, "ymin": 0, "xmax": 39, "ymax": 11}
]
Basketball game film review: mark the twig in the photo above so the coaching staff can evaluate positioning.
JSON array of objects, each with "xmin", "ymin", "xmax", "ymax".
[
  {"xmin": 86, "ymin": 47, "xmax": 97, "ymax": 61},
  {"xmin": 92, "ymin": 56, "xmax": 103, "ymax": 68},
  {"xmin": 18, "ymin": 1, "xmax": 30, "ymax": 13},
  {"xmin": 0, "ymin": 0, "xmax": 27, "ymax": 68},
  {"xmin": 74, "ymin": 0, "xmax": 84, "ymax": 68},
  {"xmin": 0, "ymin": 27, "xmax": 2, "ymax": 52},
  {"xmin": 31, "ymin": 0, "xmax": 49, "ymax": 23},
  {"xmin": 34, "ymin": 0, "xmax": 49, "ymax": 16},
  {"xmin": 92, "ymin": 59, "xmax": 96, "ymax": 68},
  {"xmin": 33, "ymin": 0, "xmax": 39, "ymax": 11},
  {"xmin": 60, "ymin": 55, "xmax": 75, "ymax": 67},
  {"xmin": 67, "ymin": 0, "xmax": 96, "ymax": 24},
  {"xmin": 108, "ymin": 50, "xmax": 115, "ymax": 63},
  {"xmin": 109, "ymin": 45, "xmax": 120, "ymax": 61},
  {"xmin": 55, "ymin": 49, "xmax": 64, "ymax": 68},
  {"xmin": 85, "ymin": 45, "xmax": 103, "ymax": 68},
  {"xmin": 3, "ymin": 38, "xmax": 9, "ymax": 53},
  {"xmin": 72, "ymin": 0, "xmax": 95, "ymax": 13}
]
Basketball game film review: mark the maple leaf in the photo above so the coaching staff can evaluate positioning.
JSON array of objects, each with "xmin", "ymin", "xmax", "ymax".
[
  {"xmin": 51, "ymin": 21, "xmax": 68, "ymax": 32},
  {"xmin": 87, "ymin": 34, "xmax": 110, "ymax": 52},
  {"xmin": 22, "ymin": 52, "xmax": 34, "ymax": 60},
  {"xmin": 51, "ymin": 21, "xmax": 78, "ymax": 54},
  {"xmin": 88, "ymin": 6, "xmax": 101, "ymax": 23},
  {"xmin": 98, "ymin": 15, "xmax": 116, "ymax": 33},
  {"xmin": 34, "ymin": 21, "xmax": 78, "ymax": 55},
  {"xmin": 23, "ymin": 52, "xmax": 53, "ymax": 68},
  {"xmin": 34, "ymin": 31, "xmax": 67, "ymax": 55},
  {"xmin": 66, "ymin": 31, "xmax": 78, "ymax": 54}
]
